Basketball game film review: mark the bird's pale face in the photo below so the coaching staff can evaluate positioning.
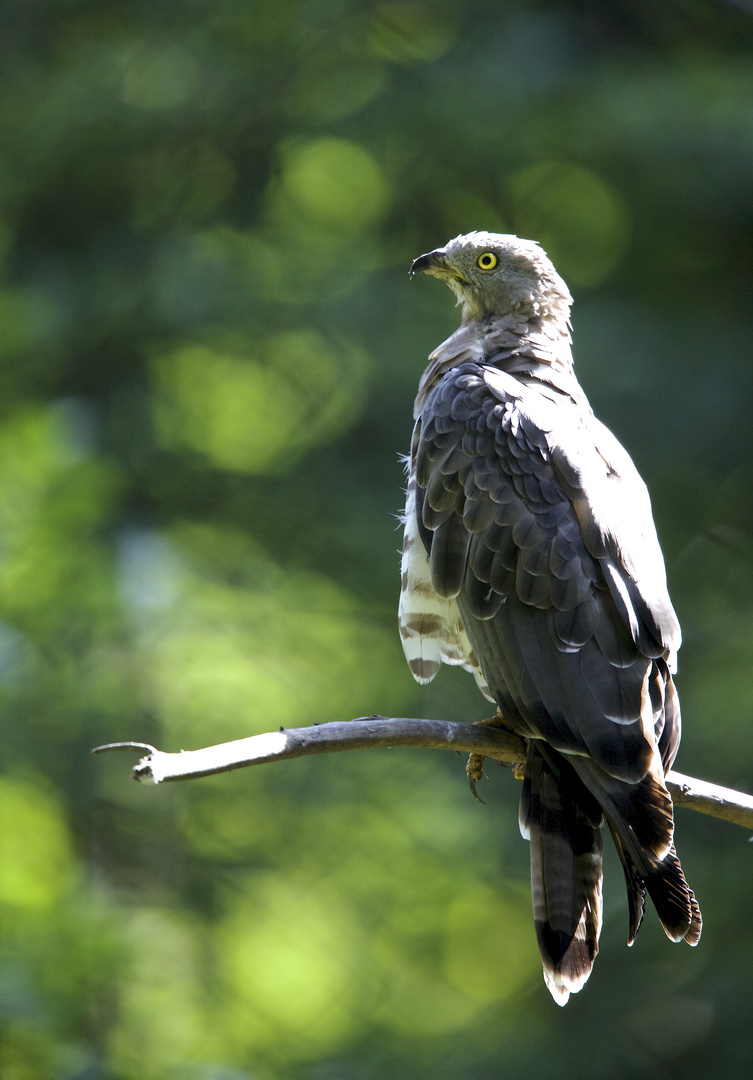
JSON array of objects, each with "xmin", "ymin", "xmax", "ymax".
[{"xmin": 411, "ymin": 231, "xmax": 572, "ymax": 324}]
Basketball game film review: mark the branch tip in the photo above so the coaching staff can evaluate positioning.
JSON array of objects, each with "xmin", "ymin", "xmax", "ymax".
[{"xmin": 91, "ymin": 741, "xmax": 158, "ymax": 756}]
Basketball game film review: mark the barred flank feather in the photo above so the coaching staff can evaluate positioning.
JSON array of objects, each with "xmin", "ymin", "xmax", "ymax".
[{"xmin": 399, "ymin": 474, "xmax": 492, "ymax": 698}]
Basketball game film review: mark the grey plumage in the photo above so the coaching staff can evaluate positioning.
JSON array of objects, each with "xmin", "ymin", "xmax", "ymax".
[{"xmin": 400, "ymin": 232, "xmax": 701, "ymax": 1004}]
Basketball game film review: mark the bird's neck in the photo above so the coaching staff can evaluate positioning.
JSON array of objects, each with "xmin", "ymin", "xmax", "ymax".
[{"xmin": 414, "ymin": 311, "xmax": 579, "ymax": 418}]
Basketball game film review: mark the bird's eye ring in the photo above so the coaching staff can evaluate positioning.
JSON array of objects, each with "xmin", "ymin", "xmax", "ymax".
[{"xmin": 477, "ymin": 252, "xmax": 498, "ymax": 270}]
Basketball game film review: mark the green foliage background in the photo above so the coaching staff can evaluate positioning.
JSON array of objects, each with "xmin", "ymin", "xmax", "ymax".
[{"xmin": 1, "ymin": 1, "xmax": 753, "ymax": 1077}]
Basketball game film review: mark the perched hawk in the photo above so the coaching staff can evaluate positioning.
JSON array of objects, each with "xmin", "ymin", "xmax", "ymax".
[{"xmin": 399, "ymin": 232, "xmax": 701, "ymax": 1004}]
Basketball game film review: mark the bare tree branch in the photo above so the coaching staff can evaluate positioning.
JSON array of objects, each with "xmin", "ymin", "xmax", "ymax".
[
  {"xmin": 93, "ymin": 715, "xmax": 753, "ymax": 831},
  {"xmin": 93, "ymin": 717, "xmax": 527, "ymax": 781},
  {"xmin": 665, "ymin": 771, "xmax": 753, "ymax": 829}
]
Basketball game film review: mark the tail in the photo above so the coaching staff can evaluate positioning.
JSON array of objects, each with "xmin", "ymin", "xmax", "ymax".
[
  {"xmin": 521, "ymin": 744, "xmax": 702, "ymax": 1005},
  {"xmin": 571, "ymin": 755, "xmax": 702, "ymax": 950},
  {"xmin": 610, "ymin": 829, "xmax": 703, "ymax": 947},
  {"xmin": 519, "ymin": 744, "xmax": 604, "ymax": 1006}
]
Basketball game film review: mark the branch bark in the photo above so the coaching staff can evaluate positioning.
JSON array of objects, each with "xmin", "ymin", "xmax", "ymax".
[{"xmin": 93, "ymin": 715, "xmax": 753, "ymax": 831}]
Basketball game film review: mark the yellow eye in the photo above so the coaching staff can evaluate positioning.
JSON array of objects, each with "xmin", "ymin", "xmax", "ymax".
[{"xmin": 477, "ymin": 251, "xmax": 498, "ymax": 270}]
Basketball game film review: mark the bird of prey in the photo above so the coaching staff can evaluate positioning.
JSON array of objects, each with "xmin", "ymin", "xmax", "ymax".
[{"xmin": 399, "ymin": 231, "xmax": 701, "ymax": 1004}]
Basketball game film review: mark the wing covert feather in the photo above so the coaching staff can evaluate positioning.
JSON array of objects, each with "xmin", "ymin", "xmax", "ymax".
[{"xmin": 408, "ymin": 361, "xmax": 680, "ymax": 781}]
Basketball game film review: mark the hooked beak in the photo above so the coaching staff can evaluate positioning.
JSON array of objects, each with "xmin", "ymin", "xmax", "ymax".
[
  {"xmin": 410, "ymin": 248, "xmax": 445, "ymax": 277},
  {"xmin": 410, "ymin": 247, "xmax": 467, "ymax": 283}
]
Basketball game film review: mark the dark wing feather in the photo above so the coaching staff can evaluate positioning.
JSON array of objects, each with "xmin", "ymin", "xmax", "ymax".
[
  {"xmin": 413, "ymin": 361, "xmax": 700, "ymax": 1000},
  {"xmin": 417, "ymin": 363, "xmax": 662, "ymax": 776}
]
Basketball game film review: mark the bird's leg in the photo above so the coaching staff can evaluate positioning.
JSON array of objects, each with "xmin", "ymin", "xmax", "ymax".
[{"xmin": 466, "ymin": 711, "xmax": 527, "ymax": 800}]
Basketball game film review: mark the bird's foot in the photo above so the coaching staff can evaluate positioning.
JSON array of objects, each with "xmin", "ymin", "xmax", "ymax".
[
  {"xmin": 476, "ymin": 710, "xmax": 515, "ymax": 730},
  {"xmin": 466, "ymin": 711, "xmax": 520, "ymax": 800},
  {"xmin": 466, "ymin": 752, "xmax": 487, "ymax": 803},
  {"xmin": 467, "ymin": 712, "xmax": 526, "ymax": 788}
]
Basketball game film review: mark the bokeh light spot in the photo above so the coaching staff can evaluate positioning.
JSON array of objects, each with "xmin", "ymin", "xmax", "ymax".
[
  {"xmin": 370, "ymin": 3, "xmax": 458, "ymax": 63},
  {"xmin": 508, "ymin": 160, "xmax": 630, "ymax": 286},
  {"xmin": 278, "ymin": 137, "xmax": 389, "ymax": 235},
  {"xmin": 152, "ymin": 331, "xmax": 367, "ymax": 474},
  {"xmin": 121, "ymin": 43, "xmax": 199, "ymax": 109},
  {"xmin": 0, "ymin": 778, "xmax": 75, "ymax": 909}
]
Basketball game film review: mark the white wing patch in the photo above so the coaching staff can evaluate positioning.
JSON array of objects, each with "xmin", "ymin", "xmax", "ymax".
[{"xmin": 399, "ymin": 473, "xmax": 493, "ymax": 701}]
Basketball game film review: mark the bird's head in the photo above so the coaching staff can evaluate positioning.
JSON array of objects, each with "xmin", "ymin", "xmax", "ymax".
[{"xmin": 410, "ymin": 231, "xmax": 572, "ymax": 326}]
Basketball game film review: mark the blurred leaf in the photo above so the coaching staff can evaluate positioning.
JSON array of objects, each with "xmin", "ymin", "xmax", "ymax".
[
  {"xmin": 508, "ymin": 161, "xmax": 630, "ymax": 286},
  {"xmin": 151, "ymin": 330, "xmax": 369, "ymax": 473},
  {"xmin": 0, "ymin": 776, "xmax": 76, "ymax": 909},
  {"xmin": 369, "ymin": 3, "xmax": 459, "ymax": 63},
  {"xmin": 273, "ymin": 137, "xmax": 390, "ymax": 236}
]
